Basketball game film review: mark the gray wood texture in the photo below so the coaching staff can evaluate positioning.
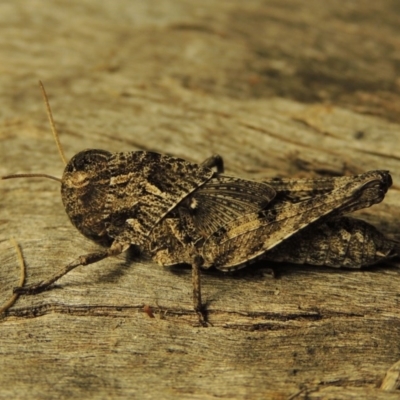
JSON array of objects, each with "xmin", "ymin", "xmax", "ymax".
[{"xmin": 1, "ymin": 1, "xmax": 400, "ymax": 398}]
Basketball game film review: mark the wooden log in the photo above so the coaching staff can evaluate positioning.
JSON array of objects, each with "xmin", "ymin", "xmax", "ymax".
[{"xmin": 1, "ymin": 1, "xmax": 400, "ymax": 398}]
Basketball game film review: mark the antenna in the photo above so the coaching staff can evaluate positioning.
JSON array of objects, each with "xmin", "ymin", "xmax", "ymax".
[
  {"xmin": 2, "ymin": 81, "xmax": 66, "ymax": 183},
  {"xmin": 2, "ymin": 173, "xmax": 62, "ymax": 182},
  {"xmin": 39, "ymin": 80, "xmax": 67, "ymax": 166}
]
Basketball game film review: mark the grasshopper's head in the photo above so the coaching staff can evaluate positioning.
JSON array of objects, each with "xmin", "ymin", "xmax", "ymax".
[{"xmin": 61, "ymin": 149, "xmax": 113, "ymax": 246}]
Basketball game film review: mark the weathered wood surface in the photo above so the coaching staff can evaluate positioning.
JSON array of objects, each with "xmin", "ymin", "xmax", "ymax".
[{"xmin": 1, "ymin": 1, "xmax": 400, "ymax": 399}]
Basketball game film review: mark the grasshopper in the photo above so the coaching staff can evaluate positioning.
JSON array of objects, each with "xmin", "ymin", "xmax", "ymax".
[
  {"xmin": 8, "ymin": 165, "xmax": 395, "ymax": 323},
  {"xmin": 3, "ymin": 83, "xmax": 398, "ymax": 325}
]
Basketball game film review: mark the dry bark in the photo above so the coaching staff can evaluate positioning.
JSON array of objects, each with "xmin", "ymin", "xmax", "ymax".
[{"xmin": 1, "ymin": 1, "xmax": 400, "ymax": 399}]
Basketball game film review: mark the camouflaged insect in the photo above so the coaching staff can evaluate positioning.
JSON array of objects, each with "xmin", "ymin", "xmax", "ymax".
[
  {"xmin": 4, "ymin": 83, "xmax": 399, "ymax": 325},
  {"xmin": 7, "ymin": 154, "xmax": 398, "ymax": 324}
]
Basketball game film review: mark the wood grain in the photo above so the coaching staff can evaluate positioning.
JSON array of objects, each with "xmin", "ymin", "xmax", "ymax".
[{"xmin": 1, "ymin": 1, "xmax": 400, "ymax": 398}]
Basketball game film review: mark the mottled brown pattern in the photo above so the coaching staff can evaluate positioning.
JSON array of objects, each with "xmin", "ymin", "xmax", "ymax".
[
  {"xmin": 264, "ymin": 171, "xmax": 392, "ymax": 210},
  {"xmin": 265, "ymin": 217, "xmax": 398, "ymax": 268},
  {"xmin": 107, "ymin": 151, "xmax": 215, "ymax": 240},
  {"xmin": 62, "ymin": 150, "xmax": 216, "ymax": 246},
  {"xmin": 181, "ymin": 175, "xmax": 276, "ymax": 237},
  {"xmin": 200, "ymin": 170, "xmax": 393, "ymax": 270},
  {"xmin": 144, "ymin": 170, "xmax": 397, "ymax": 274},
  {"xmin": 61, "ymin": 149, "xmax": 276, "ymax": 250},
  {"xmin": 61, "ymin": 149, "xmax": 113, "ymax": 246}
]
